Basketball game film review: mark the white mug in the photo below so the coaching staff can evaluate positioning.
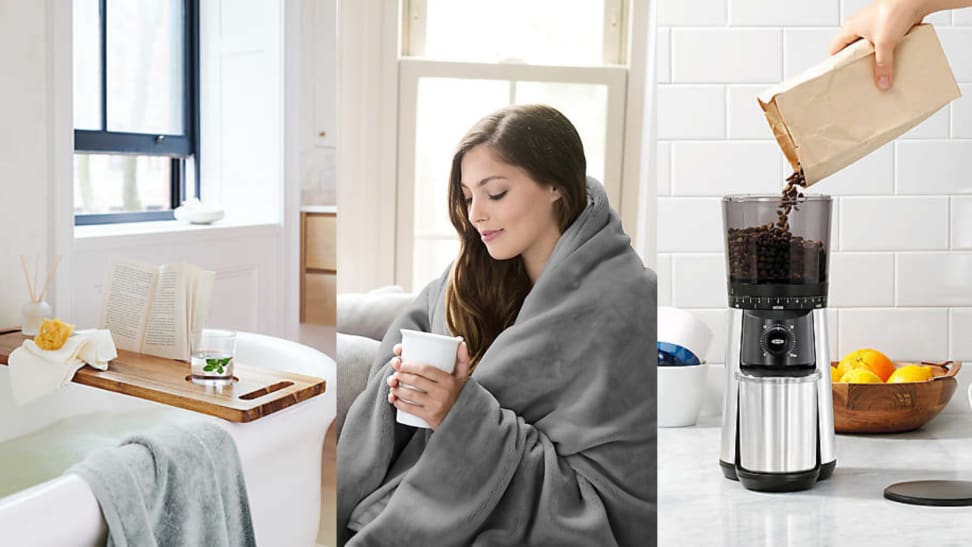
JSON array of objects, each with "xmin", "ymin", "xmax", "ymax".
[
  {"xmin": 967, "ymin": 382, "xmax": 972, "ymax": 412},
  {"xmin": 396, "ymin": 329, "xmax": 463, "ymax": 428}
]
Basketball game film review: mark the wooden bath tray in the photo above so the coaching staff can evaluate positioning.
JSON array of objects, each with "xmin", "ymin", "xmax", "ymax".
[{"xmin": 0, "ymin": 332, "xmax": 326, "ymax": 423}]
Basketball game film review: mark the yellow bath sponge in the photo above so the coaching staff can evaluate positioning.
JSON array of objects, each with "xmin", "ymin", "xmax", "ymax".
[{"xmin": 35, "ymin": 318, "xmax": 74, "ymax": 351}]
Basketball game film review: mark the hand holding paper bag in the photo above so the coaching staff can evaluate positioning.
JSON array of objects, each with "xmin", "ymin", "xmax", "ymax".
[
  {"xmin": 831, "ymin": 0, "xmax": 972, "ymax": 89},
  {"xmin": 760, "ymin": 24, "xmax": 960, "ymax": 186}
]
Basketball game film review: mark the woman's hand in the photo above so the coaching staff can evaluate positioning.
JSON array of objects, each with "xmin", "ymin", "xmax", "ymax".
[
  {"xmin": 387, "ymin": 341, "xmax": 471, "ymax": 430},
  {"xmin": 829, "ymin": 0, "xmax": 925, "ymax": 89}
]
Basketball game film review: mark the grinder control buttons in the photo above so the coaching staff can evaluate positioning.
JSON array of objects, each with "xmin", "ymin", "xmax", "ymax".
[{"xmin": 761, "ymin": 326, "xmax": 793, "ymax": 356}]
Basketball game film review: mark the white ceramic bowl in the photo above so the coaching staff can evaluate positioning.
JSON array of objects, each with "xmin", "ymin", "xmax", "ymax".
[
  {"xmin": 658, "ymin": 364, "xmax": 707, "ymax": 427},
  {"xmin": 174, "ymin": 207, "xmax": 224, "ymax": 224}
]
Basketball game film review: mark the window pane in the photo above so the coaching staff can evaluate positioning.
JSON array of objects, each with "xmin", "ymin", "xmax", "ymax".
[
  {"xmin": 73, "ymin": 0, "xmax": 102, "ymax": 130},
  {"xmin": 413, "ymin": 78, "xmax": 508, "ymax": 239},
  {"xmin": 421, "ymin": 0, "xmax": 605, "ymax": 65},
  {"xmin": 106, "ymin": 0, "xmax": 184, "ymax": 134},
  {"xmin": 514, "ymin": 82, "xmax": 608, "ymax": 183},
  {"xmin": 74, "ymin": 154, "xmax": 172, "ymax": 214},
  {"xmin": 413, "ymin": 238, "xmax": 460, "ymax": 291}
]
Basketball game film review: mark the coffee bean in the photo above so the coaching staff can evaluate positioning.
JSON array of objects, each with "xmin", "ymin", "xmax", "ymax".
[{"xmin": 727, "ymin": 170, "xmax": 826, "ymax": 284}]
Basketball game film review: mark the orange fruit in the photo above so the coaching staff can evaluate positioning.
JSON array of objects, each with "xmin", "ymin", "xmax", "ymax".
[
  {"xmin": 887, "ymin": 365, "xmax": 934, "ymax": 383},
  {"xmin": 836, "ymin": 349, "xmax": 895, "ymax": 382},
  {"xmin": 839, "ymin": 368, "xmax": 883, "ymax": 384}
]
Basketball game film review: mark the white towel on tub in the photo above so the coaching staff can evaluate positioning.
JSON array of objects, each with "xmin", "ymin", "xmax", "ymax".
[{"xmin": 7, "ymin": 329, "xmax": 115, "ymax": 405}]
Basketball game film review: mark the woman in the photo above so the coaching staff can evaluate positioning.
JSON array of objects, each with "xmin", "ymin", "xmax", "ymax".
[{"xmin": 337, "ymin": 104, "xmax": 656, "ymax": 546}]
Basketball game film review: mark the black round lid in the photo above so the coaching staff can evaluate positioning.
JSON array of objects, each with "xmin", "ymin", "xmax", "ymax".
[{"xmin": 884, "ymin": 480, "xmax": 972, "ymax": 506}]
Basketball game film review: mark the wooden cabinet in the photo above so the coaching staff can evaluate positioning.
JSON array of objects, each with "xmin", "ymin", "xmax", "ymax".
[{"xmin": 301, "ymin": 211, "xmax": 337, "ymax": 325}]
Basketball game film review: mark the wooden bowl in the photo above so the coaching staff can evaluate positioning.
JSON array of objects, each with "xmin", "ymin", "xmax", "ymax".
[{"xmin": 831, "ymin": 361, "xmax": 960, "ymax": 434}]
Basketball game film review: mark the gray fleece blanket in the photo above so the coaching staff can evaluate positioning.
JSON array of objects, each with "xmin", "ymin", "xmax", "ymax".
[
  {"xmin": 69, "ymin": 420, "xmax": 256, "ymax": 547},
  {"xmin": 337, "ymin": 178, "xmax": 657, "ymax": 546}
]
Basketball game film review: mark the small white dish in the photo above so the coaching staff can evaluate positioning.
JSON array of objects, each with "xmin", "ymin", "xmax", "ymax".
[{"xmin": 174, "ymin": 200, "xmax": 224, "ymax": 225}]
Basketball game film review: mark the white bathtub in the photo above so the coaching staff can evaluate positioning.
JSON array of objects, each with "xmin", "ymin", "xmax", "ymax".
[{"xmin": 0, "ymin": 333, "xmax": 335, "ymax": 547}]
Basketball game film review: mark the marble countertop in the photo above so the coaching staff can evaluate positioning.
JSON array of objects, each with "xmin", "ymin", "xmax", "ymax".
[{"xmin": 660, "ymin": 415, "xmax": 972, "ymax": 546}]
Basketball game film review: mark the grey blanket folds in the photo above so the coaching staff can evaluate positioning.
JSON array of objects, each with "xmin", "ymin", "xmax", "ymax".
[
  {"xmin": 337, "ymin": 178, "xmax": 657, "ymax": 546},
  {"xmin": 69, "ymin": 420, "xmax": 256, "ymax": 547}
]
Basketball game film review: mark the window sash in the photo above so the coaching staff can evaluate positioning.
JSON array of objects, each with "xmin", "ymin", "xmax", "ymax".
[
  {"xmin": 73, "ymin": 0, "xmax": 200, "ymax": 224},
  {"xmin": 402, "ymin": 0, "xmax": 626, "ymax": 65},
  {"xmin": 396, "ymin": 59, "xmax": 627, "ymax": 290}
]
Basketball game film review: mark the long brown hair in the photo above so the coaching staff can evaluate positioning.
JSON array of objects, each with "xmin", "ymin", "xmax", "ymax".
[{"xmin": 445, "ymin": 104, "xmax": 587, "ymax": 370}]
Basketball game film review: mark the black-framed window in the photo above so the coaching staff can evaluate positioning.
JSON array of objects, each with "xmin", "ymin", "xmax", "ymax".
[{"xmin": 73, "ymin": 0, "xmax": 199, "ymax": 225}]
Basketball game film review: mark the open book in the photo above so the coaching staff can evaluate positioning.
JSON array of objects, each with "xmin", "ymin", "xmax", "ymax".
[{"xmin": 97, "ymin": 258, "xmax": 216, "ymax": 362}]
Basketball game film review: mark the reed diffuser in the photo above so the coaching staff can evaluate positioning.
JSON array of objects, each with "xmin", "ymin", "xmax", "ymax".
[{"xmin": 20, "ymin": 255, "xmax": 60, "ymax": 336}]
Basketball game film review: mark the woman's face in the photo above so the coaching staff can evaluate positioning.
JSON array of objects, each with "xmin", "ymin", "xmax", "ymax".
[{"xmin": 459, "ymin": 145, "xmax": 563, "ymax": 278}]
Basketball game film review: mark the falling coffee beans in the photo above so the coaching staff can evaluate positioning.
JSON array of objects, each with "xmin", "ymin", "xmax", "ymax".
[{"xmin": 727, "ymin": 170, "xmax": 826, "ymax": 285}]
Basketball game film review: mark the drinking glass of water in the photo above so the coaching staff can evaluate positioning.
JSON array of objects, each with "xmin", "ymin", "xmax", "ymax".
[{"xmin": 190, "ymin": 329, "xmax": 236, "ymax": 386}]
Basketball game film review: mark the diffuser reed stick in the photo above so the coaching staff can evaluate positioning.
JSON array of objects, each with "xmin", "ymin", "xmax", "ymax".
[
  {"xmin": 38, "ymin": 255, "xmax": 62, "ymax": 303},
  {"xmin": 20, "ymin": 255, "xmax": 60, "ymax": 304},
  {"xmin": 20, "ymin": 255, "xmax": 36, "ymax": 303}
]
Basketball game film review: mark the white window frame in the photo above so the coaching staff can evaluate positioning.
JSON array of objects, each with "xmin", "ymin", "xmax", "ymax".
[
  {"xmin": 335, "ymin": 0, "xmax": 651, "ymax": 294},
  {"xmin": 397, "ymin": 60, "xmax": 627, "ymax": 290},
  {"xmin": 402, "ymin": 0, "xmax": 626, "ymax": 65}
]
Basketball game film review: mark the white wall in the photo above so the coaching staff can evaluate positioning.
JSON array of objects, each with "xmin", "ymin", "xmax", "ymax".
[
  {"xmin": 656, "ymin": 0, "xmax": 972, "ymax": 415},
  {"xmin": 0, "ymin": 0, "xmax": 303, "ymax": 339},
  {"xmin": 0, "ymin": 1, "xmax": 52, "ymax": 328},
  {"xmin": 299, "ymin": 0, "xmax": 336, "ymax": 205}
]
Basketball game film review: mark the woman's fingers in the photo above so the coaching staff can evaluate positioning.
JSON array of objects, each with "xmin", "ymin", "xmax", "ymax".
[
  {"xmin": 390, "ymin": 386, "xmax": 428, "ymax": 407},
  {"xmin": 393, "ymin": 370, "xmax": 440, "ymax": 393},
  {"xmin": 829, "ymin": 25, "xmax": 861, "ymax": 55},
  {"xmin": 454, "ymin": 341, "xmax": 471, "ymax": 378},
  {"xmin": 397, "ymin": 361, "xmax": 452, "ymax": 383},
  {"xmin": 393, "ymin": 343, "xmax": 402, "ymax": 357},
  {"xmin": 873, "ymin": 38, "xmax": 895, "ymax": 89}
]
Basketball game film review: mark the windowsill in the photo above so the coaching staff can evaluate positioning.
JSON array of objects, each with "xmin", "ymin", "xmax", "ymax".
[{"xmin": 74, "ymin": 217, "xmax": 282, "ymax": 249}]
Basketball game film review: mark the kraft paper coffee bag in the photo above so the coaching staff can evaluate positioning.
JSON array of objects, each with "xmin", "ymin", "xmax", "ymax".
[{"xmin": 758, "ymin": 24, "xmax": 960, "ymax": 186}]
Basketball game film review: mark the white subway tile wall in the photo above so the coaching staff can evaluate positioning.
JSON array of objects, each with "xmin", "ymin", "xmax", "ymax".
[
  {"xmin": 657, "ymin": 254, "xmax": 673, "ymax": 306},
  {"xmin": 671, "ymin": 253, "xmax": 727, "ymax": 308},
  {"xmin": 953, "ymin": 197, "xmax": 972, "ymax": 248},
  {"xmin": 671, "ymin": 142, "xmax": 780, "ymax": 195},
  {"xmin": 671, "ymin": 29, "xmax": 781, "ymax": 83},
  {"xmin": 783, "ymin": 28, "xmax": 840, "ymax": 78},
  {"xmin": 726, "ymin": 85, "xmax": 771, "ymax": 139},
  {"xmin": 657, "ymin": 141, "xmax": 672, "ymax": 195},
  {"xmin": 657, "ymin": 1, "xmax": 972, "ymax": 415},
  {"xmin": 951, "ymin": 84, "xmax": 972, "ymax": 137},
  {"xmin": 732, "ymin": 0, "xmax": 839, "ymax": 27},
  {"xmin": 656, "ymin": 85, "xmax": 726, "ymax": 139}
]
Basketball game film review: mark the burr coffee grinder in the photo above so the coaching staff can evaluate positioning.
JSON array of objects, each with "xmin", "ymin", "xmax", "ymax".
[{"xmin": 719, "ymin": 194, "xmax": 836, "ymax": 492}]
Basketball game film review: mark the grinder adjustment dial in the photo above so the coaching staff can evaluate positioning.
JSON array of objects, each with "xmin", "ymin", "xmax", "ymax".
[{"xmin": 760, "ymin": 324, "xmax": 795, "ymax": 357}]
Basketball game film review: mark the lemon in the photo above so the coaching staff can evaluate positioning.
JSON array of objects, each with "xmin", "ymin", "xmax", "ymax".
[
  {"xmin": 839, "ymin": 368, "xmax": 883, "ymax": 384},
  {"xmin": 831, "ymin": 366, "xmax": 843, "ymax": 383},
  {"xmin": 887, "ymin": 365, "xmax": 934, "ymax": 383}
]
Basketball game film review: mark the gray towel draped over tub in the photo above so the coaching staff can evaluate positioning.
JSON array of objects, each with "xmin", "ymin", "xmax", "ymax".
[
  {"xmin": 337, "ymin": 178, "xmax": 658, "ymax": 546},
  {"xmin": 69, "ymin": 420, "xmax": 256, "ymax": 547}
]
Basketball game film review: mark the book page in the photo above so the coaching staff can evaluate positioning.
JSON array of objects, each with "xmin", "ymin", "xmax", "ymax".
[
  {"xmin": 142, "ymin": 263, "xmax": 189, "ymax": 361},
  {"xmin": 98, "ymin": 258, "xmax": 159, "ymax": 353},
  {"xmin": 189, "ymin": 265, "xmax": 216, "ymax": 338}
]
